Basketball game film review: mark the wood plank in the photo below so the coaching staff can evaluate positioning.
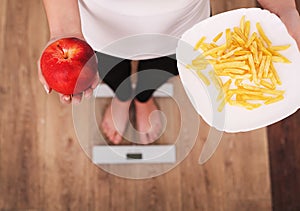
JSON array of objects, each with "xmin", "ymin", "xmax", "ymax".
[
  {"xmin": 197, "ymin": 1, "xmax": 271, "ymax": 210},
  {"xmin": 0, "ymin": 0, "xmax": 273, "ymax": 210},
  {"xmin": 0, "ymin": 0, "xmax": 7, "ymax": 70},
  {"xmin": 180, "ymin": 127, "xmax": 272, "ymax": 210},
  {"xmin": 91, "ymin": 74, "xmax": 271, "ymax": 210},
  {"xmin": 41, "ymin": 94, "xmax": 94, "ymax": 210},
  {"xmin": 0, "ymin": 0, "xmax": 44, "ymax": 209},
  {"xmin": 210, "ymin": 0, "xmax": 258, "ymax": 14},
  {"xmin": 267, "ymin": 1, "xmax": 300, "ymax": 210},
  {"xmin": 268, "ymin": 110, "xmax": 300, "ymax": 211}
]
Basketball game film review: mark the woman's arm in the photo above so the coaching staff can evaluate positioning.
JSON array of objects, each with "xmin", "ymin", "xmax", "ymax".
[
  {"xmin": 40, "ymin": 0, "xmax": 99, "ymax": 104},
  {"xmin": 43, "ymin": 0, "xmax": 83, "ymax": 39},
  {"xmin": 258, "ymin": 0, "xmax": 300, "ymax": 48},
  {"xmin": 257, "ymin": 0, "xmax": 296, "ymax": 16}
]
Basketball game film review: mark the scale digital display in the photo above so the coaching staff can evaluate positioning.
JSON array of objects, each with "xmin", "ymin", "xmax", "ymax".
[{"xmin": 126, "ymin": 153, "xmax": 143, "ymax": 160}]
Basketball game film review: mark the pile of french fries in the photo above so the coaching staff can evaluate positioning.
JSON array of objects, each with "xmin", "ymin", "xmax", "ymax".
[{"xmin": 187, "ymin": 16, "xmax": 291, "ymax": 111}]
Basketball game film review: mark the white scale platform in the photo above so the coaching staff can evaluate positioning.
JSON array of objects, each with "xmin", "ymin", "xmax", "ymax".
[
  {"xmin": 93, "ymin": 83, "xmax": 176, "ymax": 164},
  {"xmin": 93, "ymin": 145, "xmax": 176, "ymax": 164}
]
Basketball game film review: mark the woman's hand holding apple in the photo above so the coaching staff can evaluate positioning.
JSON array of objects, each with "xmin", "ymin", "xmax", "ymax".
[{"xmin": 38, "ymin": 35, "xmax": 100, "ymax": 104}]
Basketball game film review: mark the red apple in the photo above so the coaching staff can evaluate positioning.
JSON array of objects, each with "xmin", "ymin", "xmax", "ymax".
[{"xmin": 40, "ymin": 37, "xmax": 98, "ymax": 95}]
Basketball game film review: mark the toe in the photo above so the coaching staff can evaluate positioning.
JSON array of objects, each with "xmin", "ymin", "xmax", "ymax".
[
  {"xmin": 113, "ymin": 133, "xmax": 123, "ymax": 145},
  {"xmin": 108, "ymin": 132, "xmax": 115, "ymax": 143},
  {"xmin": 148, "ymin": 132, "xmax": 157, "ymax": 144},
  {"xmin": 107, "ymin": 128, "xmax": 116, "ymax": 139},
  {"xmin": 149, "ymin": 132, "xmax": 157, "ymax": 142},
  {"xmin": 139, "ymin": 133, "xmax": 149, "ymax": 145}
]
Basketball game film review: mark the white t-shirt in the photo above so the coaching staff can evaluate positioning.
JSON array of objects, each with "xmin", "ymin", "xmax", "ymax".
[{"xmin": 78, "ymin": 0, "xmax": 210, "ymax": 59}]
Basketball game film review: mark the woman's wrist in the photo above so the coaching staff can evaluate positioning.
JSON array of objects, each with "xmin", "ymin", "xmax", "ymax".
[
  {"xmin": 277, "ymin": 8, "xmax": 300, "ymax": 47},
  {"xmin": 276, "ymin": 6, "xmax": 299, "ymax": 19},
  {"xmin": 258, "ymin": 0, "xmax": 296, "ymax": 16},
  {"xmin": 43, "ymin": 0, "xmax": 83, "ymax": 41},
  {"xmin": 49, "ymin": 31, "xmax": 84, "ymax": 41}
]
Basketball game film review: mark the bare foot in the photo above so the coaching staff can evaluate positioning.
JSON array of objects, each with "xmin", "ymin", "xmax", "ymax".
[
  {"xmin": 134, "ymin": 98, "xmax": 163, "ymax": 144},
  {"xmin": 101, "ymin": 98, "xmax": 131, "ymax": 144}
]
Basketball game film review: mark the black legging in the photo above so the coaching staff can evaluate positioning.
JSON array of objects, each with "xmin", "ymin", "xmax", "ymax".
[{"xmin": 96, "ymin": 52, "xmax": 179, "ymax": 102}]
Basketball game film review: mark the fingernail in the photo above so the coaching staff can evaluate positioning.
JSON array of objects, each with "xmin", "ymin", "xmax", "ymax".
[
  {"xmin": 43, "ymin": 84, "xmax": 50, "ymax": 94},
  {"xmin": 64, "ymin": 96, "xmax": 70, "ymax": 101},
  {"xmin": 84, "ymin": 91, "xmax": 92, "ymax": 99}
]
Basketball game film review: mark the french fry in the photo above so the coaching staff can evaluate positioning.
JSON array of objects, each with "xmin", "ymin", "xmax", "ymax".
[
  {"xmin": 214, "ymin": 61, "xmax": 245, "ymax": 70},
  {"xmin": 196, "ymin": 70, "xmax": 210, "ymax": 86},
  {"xmin": 194, "ymin": 36, "xmax": 206, "ymax": 50},
  {"xmin": 244, "ymin": 20, "xmax": 251, "ymax": 38},
  {"xmin": 188, "ymin": 15, "xmax": 290, "ymax": 111},
  {"xmin": 203, "ymin": 44, "xmax": 226, "ymax": 56},
  {"xmin": 229, "ymin": 54, "xmax": 249, "ymax": 61},
  {"xmin": 270, "ymin": 63, "xmax": 282, "ymax": 85},
  {"xmin": 263, "ymin": 56, "xmax": 271, "ymax": 78},
  {"xmin": 234, "ymin": 50, "xmax": 251, "ymax": 56},
  {"xmin": 240, "ymin": 15, "xmax": 246, "ymax": 33},
  {"xmin": 271, "ymin": 45, "xmax": 291, "ymax": 51},
  {"xmin": 248, "ymin": 54, "xmax": 258, "ymax": 83},
  {"xmin": 269, "ymin": 72, "xmax": 278, "ymax": 86},
  {"xmin": 218, "ymin": 98, "xmax": 226, "ymax": 112},
  {"xmin": 228, "ymin": 89, "xmax": 262, "ymax": 96},
  {"xmin": 229, "ymin": 100, "xmax": 261, "ymax": 110},
  {"xmin": 236, "ymin": 94, "xmax": 243, "ymax": 101},
  {"xmin": 234, "ymin": 27, "xmax": 247, "ymax": 41},
  {"xmin": 186, "ymin": 64, "xmax": 207, "ymax": 71},
  {"xmin": 226, "ymin": 28, "xmax": 232, "ymax": 48},
  {"xmin": 256, "ymin": 37, "xmax": 272, "ymax": 56},
  {"xmin": 213, "ymin": 32, "xmax": 223, "ymax": 43},
  {"xmin": 260, "ymin": 79, "xmax": 275, "ymax": 90},
  {"xmin": 245, "ymin": 32, "xmax": 257, "ymax": 48},
  {"xmin": 258, "ymin": 56, "xmax": 266, "ymax": 80},
  {"xmin": 232, "ymin": 33, "xmax": 246, "ymax": 45},
  {"xmin": 235, "ymin": 79, "xmax": 243, "ymax": 87},
  {"xmin": 209, "ymin": 70, "xmax": 222, "ymax": 89},
  {"xmin": 217, "ymin": 79, "xmax": 232, "ymax": 101},
  {"xmin": 240, "ymin": 94, "xmax": 271, "ymax": 101},
  {"xmin": 256, "ymin": 22, "xmax": 272, "ymax": 47},
  {"xmin": 223, "ymin": 68, "xmax": 247, "ymax": 74},
  {"xmin": 258, "ymin": 51, "xmax": 263, "ymax": 64},
  {"xmin": 220, "ymin": 47, "xmax": 243, "ymax": 59},
  {"xmin": 268, "ymin": 49, "xmax": 291, "ymax": 63},
  {"xmin": 260, "ymin": 88, "xmax": 285, "ymax": 95},
  {"xmin": 265, "ymin": 95, "xmax": 284, "ymax": 105}
]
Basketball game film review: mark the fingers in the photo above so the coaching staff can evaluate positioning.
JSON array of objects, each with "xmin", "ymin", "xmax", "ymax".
[
  {"xmin": 58, "ymin": 93, "xmax": 84, "ymax": 105},
  {"xmin": 37, "ymin": 60, "xmax": 52, "ymax": 94},
  {"xmin": 84, "ymin": 88, "xmax": 93, "ymax": 99},
  {"xmin": 59, "ymin": 94, "xmax": 72, "ymax": 104},
  {"xmin": 72, "ymin": 93, "xmax": 83, "ymax": 104},
  {"xmin": 91, "ymin": 72, "xmax": 100, "ymax": 89},
  {"xmin": 82, "ymin": 73, "xmax": 100, "ymax": 99},
  {"xmin": 57, "ymin": 84, "xmax": 95, "ymax": 105}
]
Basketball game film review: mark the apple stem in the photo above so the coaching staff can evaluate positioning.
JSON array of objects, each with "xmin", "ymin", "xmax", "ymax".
[{"xmin": 57, "ymin": 44, "xmax": 68, "ymax": 59}]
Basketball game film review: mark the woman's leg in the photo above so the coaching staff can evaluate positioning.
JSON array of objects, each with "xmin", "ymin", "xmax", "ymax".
[
  {"xmin": 134, "ymin": 55, "xmax": 179, "ymax": 144},
  {"xmin": 135, "ymin": 55, "xmax": 179, "ymax": 102},
  {"xmin": 96, "ymin": 52, "xmax": 132, "ymax": 144},
  {"xmin": 96, "ymin": 52, "xmax": 133, "ymax": 101}
]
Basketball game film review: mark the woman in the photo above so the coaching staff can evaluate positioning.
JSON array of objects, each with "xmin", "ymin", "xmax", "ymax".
[{"xmin": 39, "ymin": 0, "xmax": 300, "ymax": 144}]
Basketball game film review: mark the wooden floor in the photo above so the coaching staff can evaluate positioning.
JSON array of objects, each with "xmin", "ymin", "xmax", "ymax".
[{"xmin": 0, "ymin": 0, "xmax": 299, "ymax": 210}]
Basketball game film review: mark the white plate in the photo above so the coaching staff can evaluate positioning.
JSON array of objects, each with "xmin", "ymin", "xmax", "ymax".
[{"xmin": 176, "ymin": 8, "xmax": 300, "ymax": 133}]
